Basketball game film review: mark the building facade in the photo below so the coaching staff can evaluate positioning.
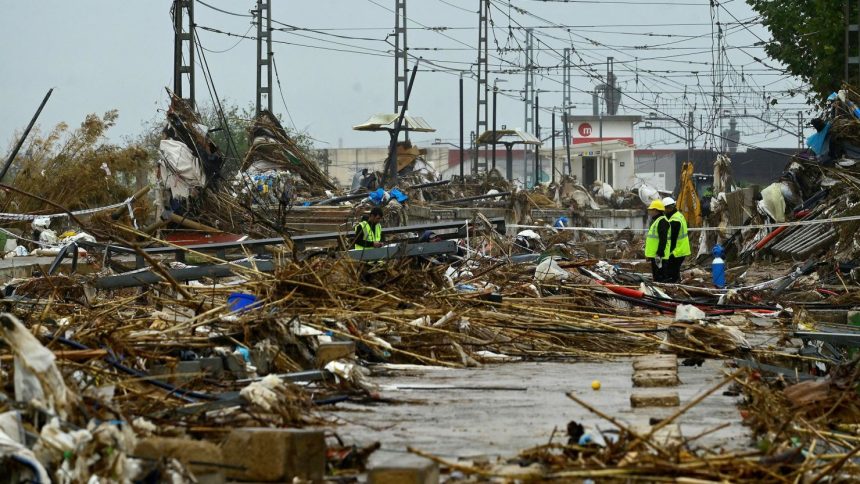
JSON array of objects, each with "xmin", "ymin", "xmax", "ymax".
[{"xmin": 563, "ymin": 114, "xmax": 641, "ymax": 189}]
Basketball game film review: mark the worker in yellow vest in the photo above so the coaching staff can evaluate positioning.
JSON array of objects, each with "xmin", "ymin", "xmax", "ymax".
[
  {"xmin": 662, "ymin": 197, "xmax": 691, "ymax": 283},
  {"xmin": 644, "ymin": 199, "xmax": 670, "ymax": 282},
  {"xmin": 353, "ymin": 207, "xmax": 385, "ymax": 250}
]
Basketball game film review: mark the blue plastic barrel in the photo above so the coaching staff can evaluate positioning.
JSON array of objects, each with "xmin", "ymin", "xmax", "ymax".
[{"xmin": 227, "ymin": 292, "xmax": 258, "ymax": 312}]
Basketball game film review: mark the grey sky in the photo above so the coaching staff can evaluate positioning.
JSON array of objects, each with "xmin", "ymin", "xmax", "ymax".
[{"xmin": 1, "ymin": 0, "xmax": 806, "ymax": 156}]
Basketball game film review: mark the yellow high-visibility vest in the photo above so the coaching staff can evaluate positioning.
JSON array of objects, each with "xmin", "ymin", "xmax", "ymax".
[
  {"xmin": 644, "ymin": 216, "xmax": 669, "ymax": 258},
  {"xmin": 354, "ymin": 220, "xmax": 382, "ymax": 250},
  {"xmin": 668, "ymin": 211, "xmax": 691, "ymax": 257}
]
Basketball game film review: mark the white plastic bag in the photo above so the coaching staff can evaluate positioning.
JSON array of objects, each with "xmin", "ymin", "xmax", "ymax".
[
  {"xmin": 535, "ymin": 257, "xmax": 569, "ymax": 282},
  {"xmin": 0, "ymin": 314, "xmax": 76, "ymax": 418},
  {"xmin": 675, "ymin": 304, "xmax": 706, "ymax": 322}
]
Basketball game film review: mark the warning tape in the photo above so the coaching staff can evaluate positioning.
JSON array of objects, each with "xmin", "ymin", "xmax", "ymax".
[
  {"xmin": 510, "ymin": 213, "xmax": 860, "ymax": 233},
  {"xmin": 0, "ymin": 198, "xmax": 133, "ymax": 222}
]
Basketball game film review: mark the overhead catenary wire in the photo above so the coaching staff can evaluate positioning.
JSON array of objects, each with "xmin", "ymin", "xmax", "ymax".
[{"xmin": 190, "ymin": 0, "xmax": 807, "ymax": 151}]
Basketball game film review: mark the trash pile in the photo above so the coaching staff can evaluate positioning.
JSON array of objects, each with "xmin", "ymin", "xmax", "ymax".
[
  {"xmin": 236, "ymin": 109, "xmax": 337, "ymax": 201},
  {"xmin": 10, "ymin": 72, "xmax": 860, "ymax": 482},
  {"xmin": 703, "ymin": 85, "xmax": 860, "ymax": 272},
  {"xmin": 0, "ymin": 215, "xmax": 681, "ymax": 481}
]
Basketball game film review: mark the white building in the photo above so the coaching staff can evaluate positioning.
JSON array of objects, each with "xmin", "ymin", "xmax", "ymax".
[
  {"xmin": 558, "ymin": 114, "xmax": 641, "ymax": 189},
  {"xmin": 325, "ymin": 114, "xmax": 649, "ymax": 190},
  {"xmin": 323, "ymin": 147, "xmax": 450, "ymax": 187}
]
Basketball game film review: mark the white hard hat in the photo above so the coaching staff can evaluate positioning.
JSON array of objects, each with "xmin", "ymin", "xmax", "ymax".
[{"xmin": 661, "ymin": 196, "xmax": 676, "ymax": 206}]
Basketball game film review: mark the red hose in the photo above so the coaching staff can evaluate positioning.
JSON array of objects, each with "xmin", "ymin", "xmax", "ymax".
[
  {"xmin": 755, "ymin": 225, "xmax": 787, "ymax": 250},
  {"xmin": 596, "ymin": 280, "xmax": 645, "ymax": 298}
]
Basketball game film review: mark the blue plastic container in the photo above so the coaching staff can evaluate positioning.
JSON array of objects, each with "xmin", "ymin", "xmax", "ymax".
[
  {"xmin": 390, "ymin": 187, "xmax": 409, "ymax": 203},
  {"xmin": 227, "ymin": 292, "xmax": 258, "ymax": 312},
  {"xmin": 711, "ymin": 244, "xmax": 726, "ymax": 288}
]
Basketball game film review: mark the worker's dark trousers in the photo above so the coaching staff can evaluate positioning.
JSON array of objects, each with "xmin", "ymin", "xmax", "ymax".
[
  {"xmin": 666, "ymin": 256, "xmax": 685, "ymax": 283},
  {"xmin": 651, "ymin": 260, "xmax": 667, "ymax": 283}
]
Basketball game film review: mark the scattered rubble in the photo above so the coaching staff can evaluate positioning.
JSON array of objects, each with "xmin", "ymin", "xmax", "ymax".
[{"xmin": 6, "ymin": 80, "xmax": 860, "ymax": 482}]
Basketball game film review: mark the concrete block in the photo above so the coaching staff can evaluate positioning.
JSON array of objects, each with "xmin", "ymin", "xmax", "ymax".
[
  {"xmin": 631, "ymin": 390, "xmax": 680, "ymax": 408},
  {"xmin": 175, "ymin": 360, "xmax": 203, "ymax": 381},
  {"xmin": 369, "ymin": 455, "xmax": 440, "ymax": 484},
  {"xmin": 198, "ymin": 357, "xmax": 224, "ymax": 378},
  {"xmin": 316, "ymin": 341, "xmax": 356, "ymax": 367},
  {"xmin": 633, "ymin": 370, "xmax": 679, "ymax": 387},
  {"xmin": 134, "ymin": 437, "xmax": 224, "ymax": 475},
  {"xmin": 221, "ymin": 428, "xmax": 325, "ymax": 482},
  {"xmin": 632, "ymin": 355, "xmax": 677, "ymax": 371},
  {"xmin": 224, "ymin": 354, "xmax": 248, "ymax": 378}
]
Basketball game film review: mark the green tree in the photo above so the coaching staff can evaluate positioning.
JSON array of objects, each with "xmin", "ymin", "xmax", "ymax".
[
  {"xmin": 747, "ymin": 0, "xmax": 848, "ymax": 99},
  {"xmin": 196, "ymin": 102, "xmax": 254, "ymax": 177},
  {"xmin": 196, "ymin": 102, "xmax": 323, "ymax": 178}
]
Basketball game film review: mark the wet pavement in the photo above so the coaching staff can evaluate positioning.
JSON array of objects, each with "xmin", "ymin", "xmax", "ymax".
[{"xmin": 326, "ymin": 358, "xmax": 752, "ymax": 465}]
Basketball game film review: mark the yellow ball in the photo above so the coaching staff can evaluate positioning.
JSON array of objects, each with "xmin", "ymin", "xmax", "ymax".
[{"xmin": 591, "ymin": 380, "xmax": 601, "ymax": 390}]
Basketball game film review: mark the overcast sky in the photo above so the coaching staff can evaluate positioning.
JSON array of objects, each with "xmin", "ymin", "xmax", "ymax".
[{"xmin": 1, "ymin": 0, "xmax": 808, "ymax": 157}]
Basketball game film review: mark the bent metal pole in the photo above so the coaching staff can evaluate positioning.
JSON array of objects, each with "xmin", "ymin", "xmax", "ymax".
[{"xmin": 1, "ymin": 88, "xmax": 54, "ymax": 182}]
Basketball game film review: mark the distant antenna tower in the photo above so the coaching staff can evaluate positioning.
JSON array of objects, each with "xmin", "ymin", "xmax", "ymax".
[
  {"xmin": 592, "ymin": 57, "xmax": 620, "ymax": 116},
  {"xmin": 172, "ymin": 0, "xmax": 195, "ymax": 107},
  {"xmin": 255, "ymin": 0, "xmax": 273, "ymax": 115},
  {"xmin": 721, "ymin": 117, "xmax": 740, "ymax": 153},
  {"xmin": 605, "ymin": 57, "xmax": 620, "ymax": 115},
  {"xmin": 474, "ymin": 0, "xmax": 490, "ymax": 174}
]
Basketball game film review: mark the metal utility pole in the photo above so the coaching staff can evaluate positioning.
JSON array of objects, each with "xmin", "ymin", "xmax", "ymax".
[
  {"xmin": 255, "ymin": 0, "xmax": 273, "ymax": 115},
  {"xmin": 172, "ymin": 0, "xmax": 195, "ymax": 107},
  {"xmin": 534, "ymin": 94, "xmax": 540, "ymax": 187},
  {"xmin": 387, "ymin": 60, "xmax": 420, "ymax": 187},
  {"xmin": 523, "ymin": 29, "xmax": 535, "ymax": 183},
  {"xmin": 459, "ymin": 74, "xmax": 465, "ymax": 180},
  {"xmin": 394, "ymin": 0, "xmax": 408, "ymax": 116},
  {"xmin": 474, "ymin": 0, "xmax": 490, "ymax": 174},
  {"xmin": 563, "ymin": 47, "xmax": 572, "ymax": 175},
  {"xmin": 797, "ymin": 111, "xmax": 804, "ymax": 149},
  {"xmin": 492, "ymin": 84, "xmax": 498, "ymax": 170},
  {"xmin": 1, "ymin": 89, "xmax": 53, "ymax": 182},
  {"xmin": 551, "ymin": 111, "xmax": 556, "ymax": 184},
  {"xmin": 845, "ymin": 1, "xmax": 860, "ymax": 83},
  {"xmin": 688, "ymin": 110, "xmax": 694, "ymax": 163},
  {"xmin": 564, "ymin": 112, "xmax": 572, "ymax": 176}
]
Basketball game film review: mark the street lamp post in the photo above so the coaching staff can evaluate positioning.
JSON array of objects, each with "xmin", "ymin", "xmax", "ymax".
[
  {"xmin": 459, "ymin": 73, "xmax": 464, "ymax": 180},
  {"xmin": 492, "ymin": 79, "xmax": 507, "ymax": 172}
]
